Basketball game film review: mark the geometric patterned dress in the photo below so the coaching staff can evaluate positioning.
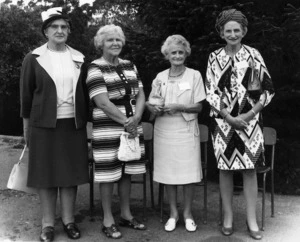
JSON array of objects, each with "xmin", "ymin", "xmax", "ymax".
[
  {"xmin": 86, "ymin": 57, "xmax": 146, "ymax": 182},
  {"xmin": 205, "ymin": 45, "xmax": 275, "ymax": 170}
]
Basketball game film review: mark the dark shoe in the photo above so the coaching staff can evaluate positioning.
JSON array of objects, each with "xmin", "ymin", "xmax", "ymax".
[
  {"xmin": 221, "ymin": 225, "xmax": 234, "ymax": 236},
  {"xmin": 119, "ymin": 217, "xmax": 147, "ymax": 230},
  {"xmin": 62, "ymin": 222, "xmax": 81, "ymax": 240},
  {"xmin": 246, "ymin": 222, "xmax": 262, "ymax": 240},
  {"xmin": 102, "ymin": 224, "xmax": 122, "ymax": 239},
  {"xmin": 40, "ymin": 226, "xmax": 54, "ymax": 242}
]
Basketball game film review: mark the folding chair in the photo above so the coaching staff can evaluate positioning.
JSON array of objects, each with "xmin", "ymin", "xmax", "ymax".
[
  {"xmin": 158, "ymin": 124, "xmax": 209, "ymax": 223},
  {"xmin": 219, "ymin": 126, "xmax": 277, "ymax": 230},
  {"xmin": 258, "ymin": 127, "xmax": 276, "ymax": 230},
  {"xmin": 88, "ymin": 122, "xmax": 155, "ymax": 219},
  {"xmin": 141, "ymin": 122, "xmax": 155, "ymax": 209}
]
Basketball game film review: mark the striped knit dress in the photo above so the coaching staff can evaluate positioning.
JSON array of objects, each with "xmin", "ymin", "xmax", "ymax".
[{"xmin": 86, "ymin": 57, "xmax": 146, "ymax": 183}]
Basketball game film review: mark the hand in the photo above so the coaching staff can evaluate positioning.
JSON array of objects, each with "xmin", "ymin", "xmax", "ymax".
[
  {"xmin": 226, "ymin": 115, "xmax": 248, "ymax": 130},
  {"xmin": 124, "ymin": 117, "xmax": 139, "ymax": 138},
  {"xmin": 125, "ymin": 116, "xmax": 139, "ymax": 129},
  {"xmin": 147, "ymin": 103, "xmax": 164, "ymax": 116},
  {"xmin": 163, "ymin": 104, "xmax": 182, "ymax": 115},
  {"xmin": 237, "ymin": 113, "xmax": 253, "ymax": 124},
  {"xmin": 125, "ymin": 126, "xmax": 138, "ymax": 138}
]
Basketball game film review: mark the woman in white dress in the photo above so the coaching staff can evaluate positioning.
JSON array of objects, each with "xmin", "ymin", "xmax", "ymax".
[{"xmin": 146, "ymin": 35, "xmax": 206, "ymax": 232}]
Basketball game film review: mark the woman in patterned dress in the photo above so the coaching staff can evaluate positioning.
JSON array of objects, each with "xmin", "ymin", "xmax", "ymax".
[
  {"xmin": 86, "ymin": 24, "xmax": 146, "ymax": 239},
  {"xmin": 205, "ymin": 9, "xmax": 275, "ymax": 239},
  {"xmin": 146, "ymin": 35, "xmax": 206, "ymax": 232}
]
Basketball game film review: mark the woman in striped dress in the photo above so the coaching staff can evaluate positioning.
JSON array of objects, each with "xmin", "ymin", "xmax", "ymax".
[{"xmin": 86, "ymin": 24, "xmax": 146, "ymax": 239}]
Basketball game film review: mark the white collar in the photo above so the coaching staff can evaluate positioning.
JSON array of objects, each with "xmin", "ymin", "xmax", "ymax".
[{"xmin": 32, "ymin": 43, "xmax": 84, "ymax": 63}]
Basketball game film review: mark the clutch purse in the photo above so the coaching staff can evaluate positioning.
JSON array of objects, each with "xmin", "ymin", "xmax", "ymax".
[
  {"xmin": 149, "ymin": 79, "xmax": 164, "ymax": 106},
  {"xmin": 118, "ymin": 132, "xmax": 141, "ymax": 162},
  {"xmin": 148, "ymin": 95, "xmax": 165, "ymax": 106},
  {"xmin": 7, "ymin": 145, "xmax": 37, "ymax": 194},
  {"xmin": 247, "ymin": 64, "xmax": 262, "ymax": 93}
]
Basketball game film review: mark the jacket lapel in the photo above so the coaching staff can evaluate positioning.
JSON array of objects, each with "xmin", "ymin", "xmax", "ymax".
[
  {"xmin": 160, "ymin": 69, "xmax": 169, "ymax": 99},
  {"xmin": 32, "ymin": 43, "xmax": 85, "ymax": 97},
  {"xmin": 69, "ymin": 47, "xmax": 84, "ymax": 98},
  {"xmin": 33, "ymin": 44, "xmax": 55, "ymax": 82},
  {"xmin": 177, "ymin": 68, "xmax": 192, "ymax": 97}
]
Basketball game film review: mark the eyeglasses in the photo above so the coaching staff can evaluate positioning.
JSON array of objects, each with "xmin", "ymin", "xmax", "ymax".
[{"xmin": 48, "ymin": 24, "xmax": 69, "ymax": 31}]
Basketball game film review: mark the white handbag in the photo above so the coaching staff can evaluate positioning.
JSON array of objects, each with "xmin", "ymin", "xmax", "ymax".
[
  {"xmin": 118, "ymin": 132, "xmax": 141, "ymax": 162},
  {"xmin": 7, "ymin": 145, "xmax": 37, "ymax": 194}
]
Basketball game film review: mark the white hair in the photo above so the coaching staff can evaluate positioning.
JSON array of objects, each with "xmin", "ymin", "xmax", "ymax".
[
  {"xmin": 161, "ymin": 35, "xmax": 191, "ymax": 59},
  {"xmin": 94, "ymin": 24, "xmax": 125, "ymax": 49}
]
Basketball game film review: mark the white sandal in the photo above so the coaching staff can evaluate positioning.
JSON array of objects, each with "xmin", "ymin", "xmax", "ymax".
[
  {"xmin": 164, "ymin": 217, "xmax": 179, "ymax": 232},
  {"xmin": 185, "ymin": 218, "xmax": 197, "ymax": 232}
]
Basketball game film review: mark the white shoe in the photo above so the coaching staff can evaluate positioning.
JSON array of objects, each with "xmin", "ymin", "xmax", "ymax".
[
  {"xmin": 185, "ymin": 218, "xmax": 197, "ymax": 232},
  {"xmin": 164, "ymin": 217, "xmax": 179, "ymax": 232}
]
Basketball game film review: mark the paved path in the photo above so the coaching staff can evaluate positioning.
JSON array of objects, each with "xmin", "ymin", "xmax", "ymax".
[{"xmin": 1, "ymin": 137, "xmax": 300, "ymax": 242}]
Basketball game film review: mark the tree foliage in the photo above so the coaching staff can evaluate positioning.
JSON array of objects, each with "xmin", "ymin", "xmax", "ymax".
[
  {"xmin": 0, "ymin": 4, "xmax": 44, "ymax": 134},
  {"xmin": 0, "ymin": 0, "xmax": 299, "ymax": 135}
]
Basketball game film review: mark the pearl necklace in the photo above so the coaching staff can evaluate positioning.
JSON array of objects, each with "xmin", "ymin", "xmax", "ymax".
[{"xmin": 169, "ymin": 67, "xmax": 186, "ymax": 78}]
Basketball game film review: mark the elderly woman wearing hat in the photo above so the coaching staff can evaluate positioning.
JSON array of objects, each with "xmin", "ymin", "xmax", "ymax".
[
  {"xmin": 20, "ymin": 7, "xmax": 89, "ymax": 241},
  {"xmin": 205, "ymin": 9, "xmax": 275, "ymax": 240}
]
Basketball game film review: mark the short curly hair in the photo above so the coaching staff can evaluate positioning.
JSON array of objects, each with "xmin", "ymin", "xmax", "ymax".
[
  {"xmin": 94, "ymin": 24, "xmax": 125, "ymax": 50},
  {"xmin": 161, "ymin": 35, "xmax": 191, "ymax": 59}
]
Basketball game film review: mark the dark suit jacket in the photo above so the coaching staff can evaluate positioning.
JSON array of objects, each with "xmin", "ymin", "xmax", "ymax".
[{"xmin": 20, "ymin": 43, "xmax": 88, "ymax": 129}]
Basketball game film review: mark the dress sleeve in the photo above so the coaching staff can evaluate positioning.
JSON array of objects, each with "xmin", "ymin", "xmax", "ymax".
[
  {"xmin": 148, "ymin": 73, "xmax": 163, "ymax": 99},
  {"xmin": 86, "ymin": 63, "xmax": 108, "ymax": 100},
  {"xmin": 20, "ymin": 53, "xmax": 35, "ymax": 118},
  {"xmin": 205, "ymin": 52, "xmax": 222, "ymax": 116},
  {"xmin": 133, "ymin": 64, "xmax": 143, "ymax": 88},
  {"xmin": 193, "ymin": 70, "xmax": 206, "ymax": 103},
  {"xmin": 253, "ymin": 48, "xmax": 275, "ymax": 107}
]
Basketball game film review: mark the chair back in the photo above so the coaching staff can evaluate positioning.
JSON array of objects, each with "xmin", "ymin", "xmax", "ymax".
[
  {"xmin": 142, "ymin": 122, "xmax": 153, "ymax": 141},
  {"xmin": 199, "ymin": 124, "xmax": 208, "ymax": 171},
  {"xmin": 87, "ymin": 122, "xmax": 93, "ymax": 140},
  {"xmin": 263, "ymin": 127, "xmax": 277, "ymax": 145},
  {"xmin": 263, "ymin": 127, "xmax": 277, "ymax": 170},
  {"xmin": 199, "ymin": 124, "xmax": 209, "ymax": 142}
]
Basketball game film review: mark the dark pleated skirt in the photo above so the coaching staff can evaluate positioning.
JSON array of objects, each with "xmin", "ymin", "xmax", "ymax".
[{"xmin": 27, "ymin": 118, "xmax": 89, "ymax": 188}]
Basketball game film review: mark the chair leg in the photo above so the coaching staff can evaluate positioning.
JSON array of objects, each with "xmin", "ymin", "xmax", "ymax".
[
  {"xmin": 203, "ymin": 173, "xmax": 207, "ymax": 224},
  {"xmin": 149, "ymin": 163, "xmax": 155, "ymax": 209},
  {"xmin": 143, "ymin": 173, "xmax": 147, "ymax": 220},
  {"xmin": 271, "ymin": 170, "xmax": 275, "ymax": 217},
  {"xmin": 261, "ymin": 174, "xmax": 266, "ymax": 231},
  {"xmin": 203, "ymin": 144, "xmax": 208, "ymax": 224},
  {"xmin": 89, "ymin": 161, "xmax": 94, "ymax": 219}
]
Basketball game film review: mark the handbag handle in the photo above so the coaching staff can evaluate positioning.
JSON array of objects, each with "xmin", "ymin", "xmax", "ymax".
[
  {"xmin": 124, "ymin": 134, "xmax": 137, "ymax": 151},
  {"xmin": 18, "ymin": 145, "xmax": 27, "ymax": 165}
]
